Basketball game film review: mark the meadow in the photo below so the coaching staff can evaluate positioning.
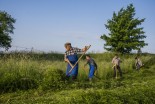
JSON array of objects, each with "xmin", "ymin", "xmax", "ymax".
[{"xmin": 0, "ymin": 52, "xmax": 155, "ymax": 104}]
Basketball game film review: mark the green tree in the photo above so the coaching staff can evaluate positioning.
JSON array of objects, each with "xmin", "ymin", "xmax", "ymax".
[
  {"xmin": 100, "ymin": 4, "xmax": 147, "ymax": 53},
  {"xmin": 0, "ymin": 11, "xmax": 16, "ymax": 50}
]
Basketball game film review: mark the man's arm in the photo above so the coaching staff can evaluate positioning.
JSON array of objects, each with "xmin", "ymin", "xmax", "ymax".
[
  {"xmin": 73, "ymin": 46, "xmax": 88, "ymax": 53},
  {"xmin": 64, "ymin": 54, "xmax": 68, "ymax": 62},
  {"xmin": 64, "ymin": 54, "xmax": 73, "ymax": 68},
  {"xmin": 73, "ymin": 47, "xmax": 83, "ymax": 53},
  {"xmin": 112, "ymin": 58, "xmax": 116, "ymax": 68}
]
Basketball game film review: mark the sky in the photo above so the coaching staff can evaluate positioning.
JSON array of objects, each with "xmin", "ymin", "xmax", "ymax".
[{"xmin": 0, "ymin": 0, "xmax": 155, "ymax": 53}]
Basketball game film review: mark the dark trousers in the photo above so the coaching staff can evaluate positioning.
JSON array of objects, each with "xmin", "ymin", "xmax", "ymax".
[
  {"xmin": 114, "ymin": 65, "xmax": 122, "ymax": 78},
  {"xmin": 136, "ymin": 64, "xmax": 141, "ymax": 70}
]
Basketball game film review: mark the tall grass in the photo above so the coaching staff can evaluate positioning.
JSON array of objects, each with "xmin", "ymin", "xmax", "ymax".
[
  {"xmin": 0, "ymin": 52, "xmax": 155, "ymax": 103},
  {"xmin": 0, "ymin": 52, "xmax": 154, "ymax": 93}
]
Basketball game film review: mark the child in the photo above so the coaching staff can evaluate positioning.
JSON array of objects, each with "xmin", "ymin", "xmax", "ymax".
[
  {"xmin": 135, "ymin": 56, "xmax": 143, "ymax": 70},
  {"xmin": 112, "ymin": 54, "xmax": 122, "ymax": 78},
  {"xmin": 64, "ymin": 42, "xmax": 87, "ymax": 80},
  {"xmin": 84, "ymin": 55, "xmax": 97, "ymax": 81}
]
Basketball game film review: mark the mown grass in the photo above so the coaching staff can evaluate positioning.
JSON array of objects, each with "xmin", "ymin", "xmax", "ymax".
[{"xmin": 0, "ymin": 52, "xmax": 155, "ymax": 104}]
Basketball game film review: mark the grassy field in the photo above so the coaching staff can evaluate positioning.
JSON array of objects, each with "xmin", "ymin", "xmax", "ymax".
[{"xmin": 0, "ymin": 52, "xmax": 155, "ymax": 104}]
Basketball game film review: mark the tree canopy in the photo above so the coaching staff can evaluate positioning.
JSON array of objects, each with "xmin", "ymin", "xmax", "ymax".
[
  {"xmin": 100, "ymin": 4, "xmax": 147, "ymax": 53},
  {"xmin": 0, "ymin": 11, "xmax": 16, "ymax": 50}
]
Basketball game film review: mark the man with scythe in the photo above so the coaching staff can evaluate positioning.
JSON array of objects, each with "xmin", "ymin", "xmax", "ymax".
[
  {"xmin": 112, "ymin": 54, "xmax": 122, "ymax": 79},
  {"xmin": 64, "ymin": 42, "xmax": 89, "ymax": 80}
]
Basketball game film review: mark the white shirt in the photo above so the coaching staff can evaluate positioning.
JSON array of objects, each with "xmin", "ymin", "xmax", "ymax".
[
  {"xmin": 112, "ymin": 57, "xmax": 121, "ymax": 66},
  {"xmin": 136, "ymin": 58, "xmax": 142, "ymax": 66}
]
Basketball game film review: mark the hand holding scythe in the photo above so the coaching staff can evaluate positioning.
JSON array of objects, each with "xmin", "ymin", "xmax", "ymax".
[{"xmin": 64, "ymin": 58, "xmax": 74, "ymax": 68}]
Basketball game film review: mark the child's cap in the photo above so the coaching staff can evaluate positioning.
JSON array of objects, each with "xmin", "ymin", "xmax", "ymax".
[{"xmin": 64, "ymin": 42, "xmax": 71, "ymax": 48}]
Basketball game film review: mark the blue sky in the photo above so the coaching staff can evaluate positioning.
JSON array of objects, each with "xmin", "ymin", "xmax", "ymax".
[{"xmin": 0, "ymin": 0, "xmax": 155, "ymax": 53}]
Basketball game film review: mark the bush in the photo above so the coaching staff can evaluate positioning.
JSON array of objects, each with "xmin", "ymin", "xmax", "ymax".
[
  {"xmin": 0, "ymin": 72, "xmax": 38, "ymax": 93},
  {"xmin": 41, "ymin": 67, "xmax": 66, "ymax": 90}
]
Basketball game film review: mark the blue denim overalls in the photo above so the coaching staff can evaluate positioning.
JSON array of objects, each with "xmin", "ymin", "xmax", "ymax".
[
  {"xmin": 88, "ymin": 64, "xmax": 95, "ymax": 78},
  {"xmin": 88, "ymin": 58, "xmax": 96, "ymax": 78},
  {"xmin": 66, "ymin": 54, "xmax": 78, "ymax": 77}
]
